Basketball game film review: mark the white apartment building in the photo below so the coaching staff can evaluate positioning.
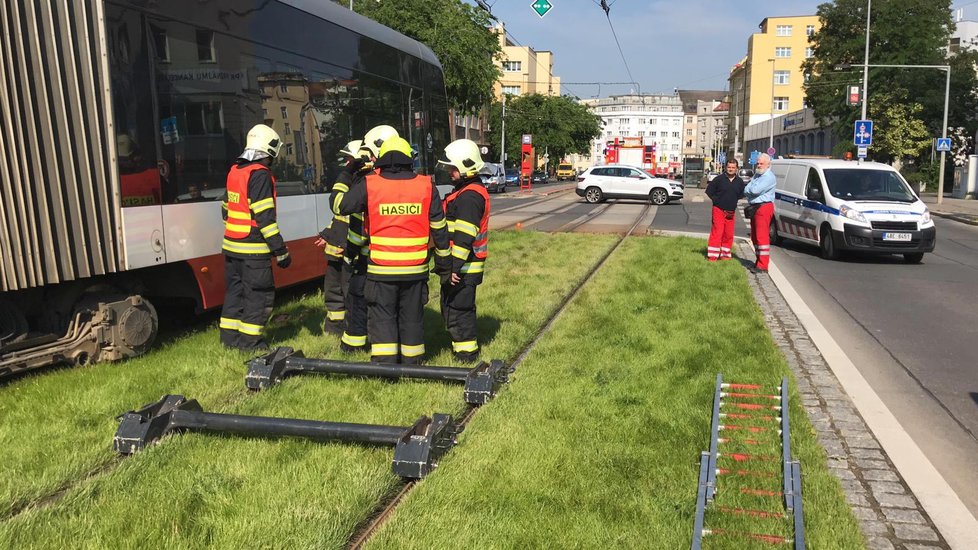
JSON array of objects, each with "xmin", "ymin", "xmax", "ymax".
[{"xmin": 581, "ymin": 94, "xmax": 685, "ymax": 170}]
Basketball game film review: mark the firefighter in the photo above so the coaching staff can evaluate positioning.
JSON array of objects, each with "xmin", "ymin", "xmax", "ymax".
[
  {"xmin": 333, "ymin": 125, "xmax": 399, "ymax": 354},
  {"xmin": 332, "ymin": 136, "xmax": 450, "ymax": 364},
  {"xmin": 437, "ymin": 139, "xmax": 490, "ymax": 363},
  {"xmin": 219, "ymin": 124, "xmax": 291, "ymax": 351},
  {"xmin": 315, "ymin": 140, "xmax": 363, "ymax": 335}
]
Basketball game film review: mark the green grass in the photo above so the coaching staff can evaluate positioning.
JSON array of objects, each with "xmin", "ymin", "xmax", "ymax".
[
  {"xmin": 367, "ymin": 237, "xmax": 864, "ymax": 549},
  {"xmin": 0, "ymin": 231, "xmax": 617, "ymax": 547}
]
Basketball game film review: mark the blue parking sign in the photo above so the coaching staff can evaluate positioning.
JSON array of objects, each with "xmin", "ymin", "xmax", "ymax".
[
  {"xmin": 854, "ymin": 120, "xmax": 873, "ymax": 147},
  {"xmin": 749, "ymin": 150, "xmax": 760, "ymax": 165}
]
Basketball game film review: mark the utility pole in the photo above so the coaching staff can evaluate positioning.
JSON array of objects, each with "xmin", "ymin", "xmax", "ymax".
[
  {"xmin": 768, "ymin": 58, "xmax": 776, "ymax": 150},
  {"xmin": 861, "ymin": 0, "xmax": 871, "ymax": 122},
  {"xmin": 500, "ymin": 95, "xmax": 506, "ymax": 167}
]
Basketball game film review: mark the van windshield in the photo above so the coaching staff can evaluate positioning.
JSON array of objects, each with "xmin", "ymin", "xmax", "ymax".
[{"xmin": 822, "ymin": 169, "xmax": 917, "ymax": 203}]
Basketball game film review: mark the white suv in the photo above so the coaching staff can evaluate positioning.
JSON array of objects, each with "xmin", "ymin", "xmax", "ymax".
[{"xmin": 576, "ymin": 165, "xmax": 683, "ymax": 205}]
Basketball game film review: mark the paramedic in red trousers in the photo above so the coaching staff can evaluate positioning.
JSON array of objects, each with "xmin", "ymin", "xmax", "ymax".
[
  {"xmin": 219, "ymin": 124, "xmax": 291, "ymax": 351},
  {"xmin": 437, "ymin": 139, "xmax": 490, "ymax": 363},
  {"xmin": 744, "ymin": 153, "xmax": 776, "ymax": 273},
  {"xmin": 705, "ymin": 159, "xmax": 746, "ymax": 261},
  {"xmin": 332, "ymin": 136, "xmax": 451, "ymax": 364},
  {"xmin": 315, "ymin": 140, "xmax": 362, "ymax": 335}
]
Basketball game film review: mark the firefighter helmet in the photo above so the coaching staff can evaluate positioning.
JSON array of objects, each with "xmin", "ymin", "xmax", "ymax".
[
  {"xmin": 339, "ymin": 140, "xmax": 364, "ymax": 158},
  {"xmin": 245, "ymin": 124, "xmax": 283, "ymax": 158},
  {"xmin": 363, "ymin": 125, "xmax": 399, "ymax": 157},
  {"xmin": 378, "ymin": 136, "xmax": 414, "ymax": 159},
  {"xmin": 438, "ymin": 139, "xmax": 485, "ymax": 177}
]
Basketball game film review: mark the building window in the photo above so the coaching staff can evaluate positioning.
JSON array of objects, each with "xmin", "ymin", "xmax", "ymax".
[
  {"xmin": 501, "ymin": 85, "xmax": 521, "ymax": 95},
  {"xmin": 502, "ymin": 60, "xmax": 522, "ymax": 72},
  {"xmin": 774, "ymin": 70, "xmax": 790, "ymax": 85},
  {"xmin": 672, "ymin": 144, "xmax": 679, "ymax": 151},
  {"xmin": 621, "ymin": 118, "xmax": 630, "ymax": 124},
  {"xmin": 196, "ymin": 30, "xmax": 215, "ymax": 62},
  {"xmin": 638, "ymin": 131, "xmax": 645, "ymax": 137},
  {"xmin": 686, "ymin": 116, "xmax": 693, "ymax": 123},
  {"xmin": 284, "ymin": 123, "xmax": 291, "ymax": 135},
  {"xmin": 639, "ymin": 118, "xmax": 646, "ymax": 125},
  {"xmin": 285, "ymin": 143, "xmax": 294, "ymax": 156},
  {"xmin": 775, "ymin": 47, "xmax": 792, "ymax": 58},
  {"xmin": 262, "ymin": 108, "xmax": 268, "ymax": 118},
  {"xmin": 805, "ymin": 47, "xmax": 814, "ymax": 59},
  {"xmin": 280, "ymin": 82, "xmax": 288, "ymax": 93},
  {"xmin": 773, "ymin": 97, "xmax": 789, "ymax": 112},
  {"xmin": 776, "ymin": 25, "xmax": 793, "ymax": 36},
  {"xmin": 151, "ymin": 27, "xmax": 170, "ymax": 62},
  {"xmin": 806, "ymin": 25, "xmax": 816, "ymax": 36},
  {"xmin": 649, "ymin": 131, "xmax": 657, "ymax": 137},
  {"xmin": 672, "ymin": 132, "xmax": 680, "ymax": 138},
  {"xmin": 280, "ymin": 106, "xmax": 288, "ymax": 119},
  {"xmin": 686, "ymin": 128, "xmax": 693, "ymax": 136}
]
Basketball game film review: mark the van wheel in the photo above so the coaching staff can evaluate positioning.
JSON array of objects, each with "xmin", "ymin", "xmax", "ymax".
[
  {"xmin": 769, "ymin": 218, "xmax": 783, "ymax": 246},
  {"xmin": 584, "ymin": 187, "xmax": 603, "ymax": 203},
  {"xmin": 903, "ymin": 253, "xmax": 924, "ymax": 264},
  {"xmin": 819, "ymin": 225, "xmax": 839, "ymax": 260},
  {"xmin": 650, "ymin": 188, "xmax": 669, "ymax": 205}
]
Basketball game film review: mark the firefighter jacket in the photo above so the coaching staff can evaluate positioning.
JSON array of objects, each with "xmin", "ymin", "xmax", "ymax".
[
  {"xmin": 443, "ymin": 177, "xmax": 490, "ymax": 284},
  {"xmin": 319, "ymin": 168, "xmax": 356, "ymax": 259},
  {"xmin": 221, "ymin": 161, "xmax": 286, "ymax": 259},
  {"xmin": 332, "ymin": 161, "xmax": 450, "ymax": 281}
]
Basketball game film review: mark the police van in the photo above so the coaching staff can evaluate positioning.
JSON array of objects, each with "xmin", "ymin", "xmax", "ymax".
[{"xmin": 769, "ymin": 159, "xmax": 936, "ymax": 263}]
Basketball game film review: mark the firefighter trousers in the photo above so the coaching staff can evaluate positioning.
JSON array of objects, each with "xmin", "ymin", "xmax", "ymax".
[
  {"xmin": 750, "ymin": 202, "xmax": 774, "ymax": 271},
  {"xmin": 341, "ymin": 267, "xmax": 369, "ymax": 351},
  {"xmin": 441, "ymin": 281, "xmax": 479, "ymax": 360},
  {"xmin": 220, "ymin": 256, "xmax": 275, "ymax": 350},
  {"xmin": 365, "ymin": 278, "xmax": 428, "ymax": 364},
  {"xmin": 708, "ymin": 206, "xmax": 736, "ymax": 261},
  {"xmin": 322, "ymin": 258, "xmax": 350, "ymax": 332}
]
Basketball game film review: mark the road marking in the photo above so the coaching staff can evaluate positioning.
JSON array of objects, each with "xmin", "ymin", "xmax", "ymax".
[
  {"xmin": 692, "ymin": 196, "xmax": 704, "ymax": 203},
  {"xmin": 768, "ymin": 261, "xmax": 978, "ymax": 550}
]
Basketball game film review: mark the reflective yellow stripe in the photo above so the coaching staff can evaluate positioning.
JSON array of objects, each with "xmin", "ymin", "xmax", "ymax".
[
  {"xmin": 453, "ymin": 219, "xmax": 478, "ymax": 237},
  {"xmin": 323, "ymin": 244, "xmax": 345, "ymax": 257},
  {"xmin": 260, "ymin": 223, "xmax": 280, "ymax": 238},
  {"xmin": 334, "ymin": 214, "xmax": 350, "ymax": 223},
  {"xmin": 352, "ymin": 212, "xmax": 364, "ymax": 220},
  {"xmin": 342, "ymin": 333, "xmax": 367, "ymax": 347},
  {"xmin": 332, "ymin": 192, "xmax": 345, "ymax": 215},
  {"xmin": 251, "ymin": 197, "xmax": 274, "ymax": 213},
  {"xmin": 222, "ymin": 239, "xmax": 271, "ymax": 254},
  {"xmin": 429, "ymin": 217, "xmax": 447, "ymax": 230},
  {"xmin": 370, "ymin": 235, "xmax": 429, "ymax": 247},
  {"xmin": 371, "ymin": 249, "xmax": 428, "ymax": 262},
  {"xmin": 219, "ymin": 317, "xmax": 240, "ymax": 330},
  {"xmin": 326, "ymin": 310, "xmax": 346, "ymax": 322},
  {"xmin": 460, "ymin": 261, "xmax": 484, "ymax": 274},
  {"xmin": 451, "ymin": 245, "xmax": 470, "ymax": 260},
  {"xmin": 333, "ymin": 182, "xmax": 350, "ymax": 193},
  {"xmin": 371, "ymin": 343, "xmax": 399, "ymax": 356},
  {"xmin": 401, "ymin": 344, "xmax": 425, "ymax": 357},
  {"xmin": 237, "ymin": 321, "xmax": 263, "ymax": 336},
  {"xmin": 348, "ymin": 231, "xmax": 367, "ymax": 246},
  {"xmin": 434, "ymin": 247, "xmax": 451, "ymax": 258},
  {"xmin": 452, "ymin": 340, "xmax": 479, "ymax": 353},
  {"xmin": 227, "ymin": 210, "xmax": 251, "ymax": 221},
  {"xmin": 367, "ymin": 264, "xmax": 429, "ymax": 276},
  {"xmin": 225, "ymin": 222, "xmax": 253, "ymax": 234}
]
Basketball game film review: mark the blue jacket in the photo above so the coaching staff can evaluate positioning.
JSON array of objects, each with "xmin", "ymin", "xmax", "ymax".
[{"xmin": 745, "ymin": 169, "xmax": 776, "ymax": 204}]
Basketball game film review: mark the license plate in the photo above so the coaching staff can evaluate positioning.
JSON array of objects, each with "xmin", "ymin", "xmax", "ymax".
[{"xmin": 883, "ymin": 232, "xmax": 912, "ymax": 242}]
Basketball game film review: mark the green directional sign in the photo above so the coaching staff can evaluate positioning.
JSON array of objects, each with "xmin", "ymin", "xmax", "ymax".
[{"xmin": 531, "ymin": 0, "xmax": 553, "ymax": 18}]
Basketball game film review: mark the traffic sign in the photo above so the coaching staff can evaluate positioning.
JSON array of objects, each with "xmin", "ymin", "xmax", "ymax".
[
  {"xmin": 854, "ymin": 119, "xmax": 873, "ymax": 147},
  {"xmin": 522, "ymin": 134, "xmax": 532, "ymax": 145},
  {"xmin": 531, "ymin": 0, "xmax": 553, "ymax": 17},
  {"xmin": 767, "ymin": 146, "xmax": 776, "ymax": 156},
  {"xmin": 718, "ymin": 152, "xmax": 727, "ymax": 165},
  {"xmin": 749, "ymin": 150, "xmax": 760, "ymax": 165},
  {"xmin": 847, "ymin": 85, "xmax": 861, "ymax": 106},
  {"xmin": 936, "ymin": 137, "xmax": 952, "ymax": 152},
  {"xmin": 857, "ymin": 146, "xmax": 868, "ymax": 159}
]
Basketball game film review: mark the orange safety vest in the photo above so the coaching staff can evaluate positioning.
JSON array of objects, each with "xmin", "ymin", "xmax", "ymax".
[
  {"xmin": 364, "ymin": 172, "xmax": 432, "ymax": 275},
  {"xmin": 224, "ymin": 163, "xmax": 276, "ymax": 240},
  {"xmin": 444, "ymin": 183, "xmax": 490, "ymax": 260}
]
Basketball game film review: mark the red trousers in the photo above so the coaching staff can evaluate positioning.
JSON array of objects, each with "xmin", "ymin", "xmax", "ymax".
[
  {"xmin": 708, "ymin": 207, "xmax": 735, "ymax": 261},
  {"xmin": 750, "ymin": 202, "xmax": 774, "ymax": 270}
]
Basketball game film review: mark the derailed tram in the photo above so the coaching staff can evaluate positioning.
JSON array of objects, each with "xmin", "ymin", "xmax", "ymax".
[{"xmin": 0, "ymin": 0, "xmax": 451, "ymax": 377}]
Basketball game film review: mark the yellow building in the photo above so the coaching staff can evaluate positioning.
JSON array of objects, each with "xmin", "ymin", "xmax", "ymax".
[
  {"xmin": 493, "ymin": 24, "xmax": 560, "ymax": 98},
  {"xmin": 727, "ymin": 15, "xmax": 820, "ymax": 159}
]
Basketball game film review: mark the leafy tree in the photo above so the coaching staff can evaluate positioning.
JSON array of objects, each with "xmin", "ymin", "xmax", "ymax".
[
  {"xmin": 484, "ymin": 94, "xmax": 602, "ymax": 168},
  {"xmin": 343, "ymin": 0, "xmax": 501, "ymax": 114},
  {"xmin": 804, "ymin": 0, "xmax": 978, "ymax": 162},
  {"xmin": 867, "ymin": 91, "xmax": 931, "ymax": 165}
]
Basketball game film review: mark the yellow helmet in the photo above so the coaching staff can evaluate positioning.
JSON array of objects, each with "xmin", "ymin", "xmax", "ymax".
[
  {"xmin": 438, "ymin": 139, "xmax": 485, "ymax": 177},
  {"xmin": 245, "ymin": 124, "xmax": 282, "ymax": 158},
  {"xmin": 339, "ymin": 140, "xmax": 364, "ymax": 158},
  {"xmin": 378, "ymin": 136, "xmax": 413, "ymax": 158},
  {"xmin": 363, "ymin": 125, "xmax": 399, "ymax": 156}
]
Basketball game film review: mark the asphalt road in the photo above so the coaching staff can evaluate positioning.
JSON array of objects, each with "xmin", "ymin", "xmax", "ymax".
[{"xmin": 490, "ymin": 186, "xmax": 978, "ymax": 516}]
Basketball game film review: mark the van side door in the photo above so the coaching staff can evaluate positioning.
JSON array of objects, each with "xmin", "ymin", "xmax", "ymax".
[
  {"xmin": 796, "ymin": 168, "xmax": 827, "ymax": 243},
  {"xmin": 771, "ymin": 163, "xmax": 800, "ymax": 239}
]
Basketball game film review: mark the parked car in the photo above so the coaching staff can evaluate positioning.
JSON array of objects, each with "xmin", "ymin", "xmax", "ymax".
[
  {"xmin": 504, "ymin": 169, "xmax": 520, "ymax": 186},
  {"xmin": 738, "ymin": 168, "xmax": 755, "ymax": 179},
  {"xmin": 479, "ymin": 162, "xmax": 506, "ymax": 193},
  {"xmin": 769, "ymin": 159, "xmax": 935, "ymax": 263},
  {"xmin": 556, "ymin": 163, "xmax": 576, "ymax": 181},
  {"xmin": 575, "ymin": 165, "xmax": 683, "ymax": 205},
  {"xmin": 706, "ymin": 172, "xmax": 720, "ymax": 182},
  {"xmin": 531, "ymin": 171, "xmax": 548, "ymax": 185}
]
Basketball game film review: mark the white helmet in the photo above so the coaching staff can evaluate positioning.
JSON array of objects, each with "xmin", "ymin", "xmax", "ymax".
[
  {"xmin": 362, "ymin": 125, "xmax": 399, "ymax": 157},
  {"xmin": 245, "ymin": 124, "xmax": 282, "ymax": 158},
  {"xmin": 339, "ymin": 140, "xmax": 364, "ymax": 158},
  {"xmin": 439, "ymin": 139, "xmax": 485, "ymax": 178}
]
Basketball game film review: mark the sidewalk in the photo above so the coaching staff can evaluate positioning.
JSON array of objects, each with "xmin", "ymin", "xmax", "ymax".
[{"xmin": 920, "ymin": 193, "xmax": 978, "ymax": 226}]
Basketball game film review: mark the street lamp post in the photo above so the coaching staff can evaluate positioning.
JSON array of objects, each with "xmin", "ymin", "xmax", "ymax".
[
  {"xmin": 861, "ymin": 0, "xmax": 872, "ymax": 122},
  {"xmin": 768, "ymin": 58, "xmax": 776, "ymax": 150}
]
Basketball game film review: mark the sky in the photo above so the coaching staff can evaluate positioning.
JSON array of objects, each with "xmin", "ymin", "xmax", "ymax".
[{"xmin": 466, "ymin": 0, "xmax": 978, "ymax": 99}]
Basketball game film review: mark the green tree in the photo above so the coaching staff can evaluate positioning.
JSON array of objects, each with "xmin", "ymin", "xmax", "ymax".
[
  {"xmin": 343, "ymin": 0, "xmax": 501, "ymax": 114},
  {"xmin": 804, "ymin": 0, "xmax": 978, "ymax": 162},
  {"xmin": 868, "ymin": 91, "xmax": 932, "ymax": 164},
  {"xmin": 484, "ymin": 94, "xmax": 602, "ymax": 168}
]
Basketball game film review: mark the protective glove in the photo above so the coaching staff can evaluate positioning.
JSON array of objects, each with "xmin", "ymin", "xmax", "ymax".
[
  {"xmin": 345, "ymin": 157, "xmax": 366, "ymax": 175},
  {"xmin": 275, "ymin": 250, "xmax": 292, "ymax": 269}
]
